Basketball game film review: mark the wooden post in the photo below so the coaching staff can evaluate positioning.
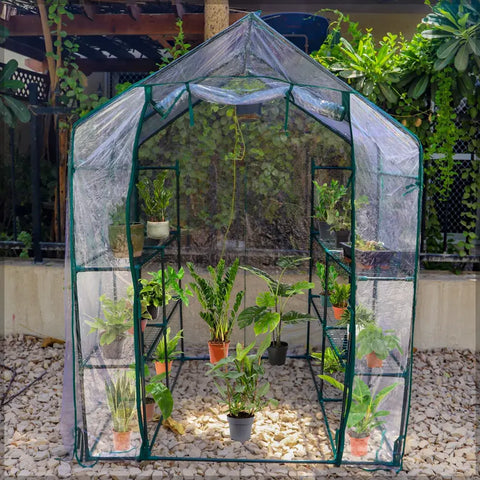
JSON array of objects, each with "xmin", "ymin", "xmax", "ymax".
[{"xmin": 204, "ymin": 0, "xmax": 229, "ymax": 40}]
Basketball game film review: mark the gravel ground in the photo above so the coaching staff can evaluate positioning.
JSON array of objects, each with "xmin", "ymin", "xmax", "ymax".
[{"xmin": 0, "ymin": 335, "xmax": 478, "ymax": 479}]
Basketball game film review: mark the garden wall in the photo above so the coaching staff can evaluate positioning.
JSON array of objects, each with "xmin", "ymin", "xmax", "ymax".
[{"xmin": 0, "ymin": 259, "xmax": 477, "ymax": 351}]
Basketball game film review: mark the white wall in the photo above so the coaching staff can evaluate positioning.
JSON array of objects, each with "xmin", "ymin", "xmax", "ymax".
[{"xmin": 1, "ymin": 259, "xmax": 477, "ymax": 350}]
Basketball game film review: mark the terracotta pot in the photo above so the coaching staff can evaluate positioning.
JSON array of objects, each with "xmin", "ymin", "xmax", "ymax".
[
  {"xmin": 154, "ymin": 360, "xmax": 173, "ymax": 375},
  {"xmin": 208, "ymin": 341, "xmax": 230, "ymax": 364},
  {"xmin": 112, "ymin": 430, "xmax": 131, "ymax": 451},
  {"xmin": 144, "ymin": 399, "xmax": 155, "ymax": 422},
  {"xmin": 366, "ymin": 352, "xmax": 383, "ymax": 368},
  {"xmin": 108, "ymin": 223, "xmax": 144, "ymax": 258},
  {"xmin": 332, "ymin": 305, "xmax": 346, "ymax": 320},
  {"xmin": 349, "ymin": 433, "xmax": 369, "ymax": 457},
  {"xmin": 128, "ymin": 319, "xmax": 147, "ymax": 335}
]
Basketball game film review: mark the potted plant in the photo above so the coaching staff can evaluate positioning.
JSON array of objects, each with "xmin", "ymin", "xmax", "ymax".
[
  {"xmin": 315, "ymin": 261, "xmax": 339, "ymax": 306},
  {"xmin": 356, "ymin": 323, "xmax": 403, "ymax": 368},
  {"xmin": 206, "ymin": 337, "xmax": 272, "ymax": 442},
  {"xmin": 187, "ymin": 258, "xmax": 244, "ymax": 363},
  {"xmin": 137, "ymin": 172, "xmax": 172, "ymax": 240},
  {"xmin": 139, "ymin": 266, "xmax": 192, "ymax": 322},
  {"xmin": 329, "ymin": 282, "xmax": 351, "ymax": 321},
  {"xmin": 105, "ymin": 371, "xmax": 136, "ymax": 451},
  {"xmin": 238, "ymin": 256, "xmax": 315, "ymax": 366},
  {"xmin": 319, "ymin": 375, "xmax": 398, "ymax": 456},
  {"xmin": 86, "ymin": 294, "xmax": 133, "ymax": 359},
  {"xmin": 145, "ymin": 370, "xmax": 174, "ymax": 422},
  {"xmin": 153, "ymin": 328, "xmax": 183, "ymax": 374},
  {"xmin": 341, "ymin": 236, "xmax": 394, "ymax": 270},
  {"xmin": 108, "ymin": 200, "xmax": 145, "ymax": 258},
  {"xmin": 313, "ymin": 180, "xmax": 368, "ymax": 246},
  {"xmin": 337, "ymin": 304, "xmax": 375, "ymax": 328},
  {"xmin": 311, "ymin": 347, "xmax": 345, "ymax": 374}
]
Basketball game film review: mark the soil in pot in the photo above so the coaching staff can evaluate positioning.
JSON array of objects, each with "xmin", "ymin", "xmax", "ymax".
[
  {"xmin": 147, "ymin": 220, "xmax": 170, "ymax": 240},
  {"xmin": 366, "ymin": 352, "xmax": 383, "ymax": 368},
  {"xmin": 155, "ymin": 360, "xmax": 173, "ymax": 375},
  {"xmin": 101, "ymin": 336, "xmax": 126, "ymax": 359},
  {"xmin": 113, "ymin": 430, "xmax": 131, "ymax": 451},
  {"xmin": 208, "ymin": 341, "xmax": 230, "ymax": 364},
  {"xmin": 109, "ymin": 223, "xmax": 144, "ymax": 258},
  {"xmin": 227, "ymin": 413, "xmax": 255, "ymax": 442},
  {"xmin": 349, "ymin": 431, "xmax": 370, "ymax": 457},
  {"xmin": 267, "ymin": 341, "xmax": 288, "ymax": 366}
]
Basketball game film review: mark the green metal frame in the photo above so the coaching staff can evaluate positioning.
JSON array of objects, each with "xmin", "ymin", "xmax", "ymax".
[{"xmin": 68, "ymin": 70, "xmax": 423, "ymax": 468}]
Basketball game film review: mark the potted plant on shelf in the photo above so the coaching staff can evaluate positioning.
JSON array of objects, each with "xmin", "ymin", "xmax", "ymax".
[
  {"xmin": 337, "ymin": 304, "xmax": 375, "ymax": 329},
  {"xmin": 108, "ymin": 200, "xmax": 144, "ymax": 258},
  {"xmin": 341, "ymin": 236, "xmax": 394, "ymax": 270},
  {"xmin": 187, "ymin": 258, "xmax": 244, "ymax": 363},
  {"xmin": 329, "ymin": 282, "xmax": 351, "ymax": 321},
  {"xmin": 315, "ymin": 261, "xmax": 339, "ymax": 306},
  {"xmin": 313, "ymin": 180, "xmax": 368, "ymax": 246},
  {"xmin": 153, "ymin": 328, "xmax": 183, "ymax": 374},
  {"xmin": 319, "ymin": 375, "xmax": 398, "ymax": 457},
  {"xmin": 137, "ymin": 172, "xmax": 172, "ymax": 240},
  {"xmin": 356, "ymin": 324, "xmax": 403, "ymax": 368},
  {"xmin": 86, "ymin": 294, "xmax": 133, "ymax": 359},
  {"xmin": 105, "ymin": 371, "xmax": 136, "ymax": 451},
  {"xmin": 311, "ymin": 347, "xmax": 345, "ymax": 374},
  {"xmin": 238, "ymin": 256, "xmax": 315, "ymax": 366},
  {"xmin": 139, "ymin": 266, "xmax": 192, "ymax": 323},
  {"xmin": 207, "ymin": 337, "xmax": 273, "ymax": 442}
]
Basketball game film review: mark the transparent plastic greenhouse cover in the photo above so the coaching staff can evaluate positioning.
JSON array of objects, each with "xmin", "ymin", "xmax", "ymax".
[{"xmin": 65, "ymin": 13, "xmax": 422, "ymax": 467}]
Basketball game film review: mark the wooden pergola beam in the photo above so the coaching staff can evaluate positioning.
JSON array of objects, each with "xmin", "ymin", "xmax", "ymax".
[
  {"xmin": 76, "ymin": 58, "xmax": 159, "ymax": 74},
  {"xmin": 1, "ymin": 12, "xmax": 246, "ymax": 37}
]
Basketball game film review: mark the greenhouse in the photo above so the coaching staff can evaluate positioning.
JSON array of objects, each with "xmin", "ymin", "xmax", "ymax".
[{"xmin": 64, "ymin": 13, "xmax": 422, "ymax": 470}]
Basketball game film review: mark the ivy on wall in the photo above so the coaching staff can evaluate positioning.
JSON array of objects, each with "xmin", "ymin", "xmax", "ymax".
[{"xmin": 312, "ymin": 1, "xmax": 480, "ymax": 256}]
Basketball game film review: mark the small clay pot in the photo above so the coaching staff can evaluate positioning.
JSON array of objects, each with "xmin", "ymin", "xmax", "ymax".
[
  {"xmin": 208, "ymin": 341, "xmax": 230, "ymax": 364},
  {"xmin": 349, "ymin": 432, "xmax": 369, "ymax": 457},
  {"xmin": 112, "ymin": 430, "xmax": 131, "ymax": 451},
  {"xmin": 332, "ymin": 305, "xmax": 346, "ymax": 321},
  {"xmin": 366, "ymin": 352, "xmax": 383, "ymax": 368},
  {"xmin": 154, "ymin": 360, "xmax": 173, "ymax": 375}
]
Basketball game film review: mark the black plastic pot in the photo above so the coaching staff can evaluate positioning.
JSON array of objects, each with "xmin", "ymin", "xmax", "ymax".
[
  {"xmin": 340, "ymin": 242, "xmax": 394, "ymax": 268},
  {"xmin": 267, "ymin": 341, "xmax": 288, "ymax": 365},
  {"xmin": 146, "ymin": 305, "xmax": 158, "ymax": 321},
  {"xmin": 335, "ymin": 230, "xmax": 350, "ymax": 247},
  {"xmin": 227, "ymin": 414, "xmax": 254, "ymax": 442}
]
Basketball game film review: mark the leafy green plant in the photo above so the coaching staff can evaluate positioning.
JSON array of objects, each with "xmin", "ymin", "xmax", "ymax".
[
  {"xmin": 315, "ymin": 261, "xmax": 339, "ymax": 295},
  {"xmin": 156, "ymin": 19, "xmax": 191, "ymax": 69},
  {"xmin": 105, "ymin": 371, "xmax": 136, "ymax": 433},
  {"xmin": 109, "ymin": 201, "xmax": 128, "ymax": 225},
  {"xmin": 338, "ymin": 304, "xmax": 375, "ymax": 328},
  {"xmin": 422, "ymin": 0, "xmax": 480, "ymax": 73},
  {"xmin": 356, "ymin": 323, "xmax": 403, "ymax": 361},
  {"xmin": 238, "ymin": 256, "xmax": 315, "ymax": 347},
  {"xmin": 137, "ymin": 172, "xmax": 172, "ymax": 222},
  {"xmin": 145, "ymin": 370, "xmax": 173, "ymax": 420},
  {"xmin": 355, "ymin": 237, "xmax": 386, "ymax": 251},
  {"xmin": 0, "ymin": 59, "xmax": 31, "ymax": 127},
  {"xmin": 329, "ymin": 283, "xmax": 350, "ymax": 309},
  {"xmin": 187, "ymin": 258, "xmax": 244, "ymax": 344},
  {"xmin": 206, "ymin": 337, "xmax": 272, "ymax": 417},
  {"xmin": 311, "ymin": 347, "xmax": 345, "ymax": 374},
  {"xmin": 319, "ymin": 375, "xmax": 398, "ymax": 437},
  {"xmin": 17, "ymin": 231, "xmax": 32, "ymax": 259},
  {"xmin": 153, "ymin": 328, "xmax": 183, "ymax": 364},
  {"xmin": 139, "ymin": 266, "xmax": 192, "ymax": 311},
  {"xmin": 85, "ymin": 294, "xmax": 133, "ymax": 345}
]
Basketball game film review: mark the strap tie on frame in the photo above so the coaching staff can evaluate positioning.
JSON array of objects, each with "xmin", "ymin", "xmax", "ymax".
[
  {"xmin": 403, "ymin": 181, "xmax": 421, "ymax": 196},
  {"xmin": 185, "ymin": 83, "xmax": 194, "ymax": 126},
  {"xmin": 284, "ymin": 84, "xmax": 294, "ymax": 134}
]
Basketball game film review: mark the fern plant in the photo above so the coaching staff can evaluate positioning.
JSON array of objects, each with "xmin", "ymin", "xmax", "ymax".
[
  {"xmin": 187, "ymin": 258, "xmax": 244, "ymax": 343},
  {"xmin": 105, "ymin": 371, "xmax": 136, "ymax": 433},
  {"xmin": 153, "ymin": 328, "xmax": 183, "ymax": 363}
]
